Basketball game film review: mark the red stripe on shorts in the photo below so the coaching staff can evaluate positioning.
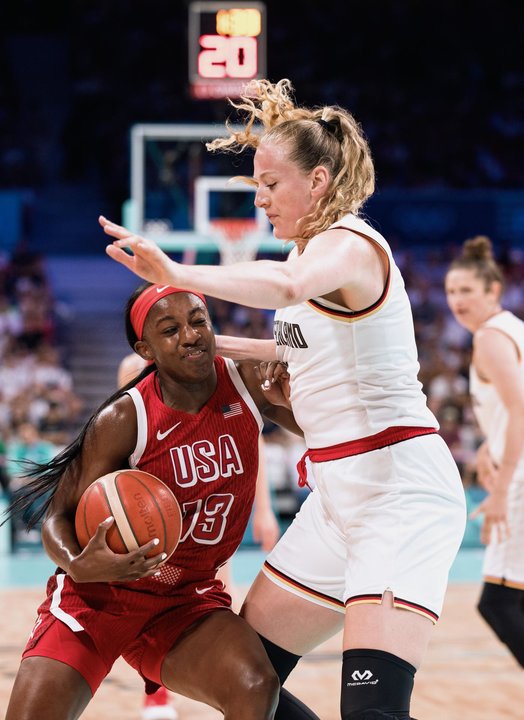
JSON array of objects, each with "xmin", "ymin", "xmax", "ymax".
[{"xmin": 296, "ymin": 426, "xmax": 438, "ymax": 489}]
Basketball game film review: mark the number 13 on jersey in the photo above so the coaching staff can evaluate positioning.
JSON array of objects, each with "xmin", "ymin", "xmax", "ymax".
[{"xmin": 189, "ymin": 2, "xmax": 267, "ymax": 100}]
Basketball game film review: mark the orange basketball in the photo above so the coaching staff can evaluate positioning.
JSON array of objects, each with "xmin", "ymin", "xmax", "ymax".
[{"xmin": 75, "ymin": 469, "xmax": 182, "ymax": 561}]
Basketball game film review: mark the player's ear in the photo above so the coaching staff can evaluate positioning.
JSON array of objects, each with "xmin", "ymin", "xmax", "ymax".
[
  {"xmin": 311, "ymin": 165, "xmax": 330, "ymax": 198},
  {"xmin": 488, "ymin": 279, "xmax": 503, "ymax": 301},
  {"xmin": 134, "ymin": 340, "xmax": 153, "ymax": 362}
]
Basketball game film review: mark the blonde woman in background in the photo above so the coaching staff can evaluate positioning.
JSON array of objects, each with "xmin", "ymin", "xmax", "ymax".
[{"xmin": 446, "ymin": 235, "xmax": 524, "ymax": 667}]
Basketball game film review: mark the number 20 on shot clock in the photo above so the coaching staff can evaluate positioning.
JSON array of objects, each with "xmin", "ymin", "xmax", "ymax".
[{"xmin": 188, "ymin": 1, "xmax": 267, "ymax": 100}]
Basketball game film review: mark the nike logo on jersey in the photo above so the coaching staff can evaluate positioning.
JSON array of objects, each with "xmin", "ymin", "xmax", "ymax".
[
  {"xmin": 195, "ymin": 586, "xmax": 214, "ymax": 595},
  {"xmin": 156, "ymin": 421, "xmax": 182, "ymax": 441}
]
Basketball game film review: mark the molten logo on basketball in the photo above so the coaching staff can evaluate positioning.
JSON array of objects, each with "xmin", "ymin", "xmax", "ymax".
[
  {"xmin": 75, "ymin": 470, "xmax": 182, "ymax": 561},
  {"xmin": 134, "ymin": 493, "xmax": 157, "ymax": 539}
]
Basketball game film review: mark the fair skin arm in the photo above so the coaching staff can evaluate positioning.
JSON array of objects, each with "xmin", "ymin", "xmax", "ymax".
[
  {"xmin": 476, "ymin": 439, "xmax": 497, "ymax": 491},
  {"xmin": 470, "ymin": 327, "xmax": 524, "ymax": 543},
  {"xmin": 251, "ymin": 435, "xmax": 280, "ymax": 551},
  {"xmin": 215, "ymin": 335, "xmax": 278, "ymax": 361},
  {"xmin": 100, "ymin": 216, "xmax": 386, "ymax": 312}
]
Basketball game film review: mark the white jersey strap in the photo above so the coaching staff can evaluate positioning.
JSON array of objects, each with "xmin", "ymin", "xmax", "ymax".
[
  {"xmin": 126, "ymin": 386, "xmax": 148, "ymax": 466},
  {"xmin": 223, "ymin": 358, "xmax": 264, "ymax": 432}
]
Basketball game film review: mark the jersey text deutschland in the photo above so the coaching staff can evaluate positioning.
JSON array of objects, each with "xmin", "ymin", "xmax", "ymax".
[{"xmin": 274, "ymin": 320, "xmax": 308, "ymax": 348}]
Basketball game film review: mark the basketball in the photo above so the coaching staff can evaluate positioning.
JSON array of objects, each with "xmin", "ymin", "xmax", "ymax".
[{"xmin": 75, "ymin": 469, "xmax": 182, "ymax": 560}]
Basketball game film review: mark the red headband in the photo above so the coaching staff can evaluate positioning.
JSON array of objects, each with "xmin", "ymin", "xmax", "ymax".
[{"xmin": 130, "ymin": 284, "xmax": 207, "ymax": 340}]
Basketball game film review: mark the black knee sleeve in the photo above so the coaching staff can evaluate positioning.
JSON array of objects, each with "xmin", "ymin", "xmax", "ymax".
[
  {"xmin": 257, "ymin": 635, "xmax": 320, "ymax": 719},
  {"xmin": 478, "ymin": 582, "xmax": 515, "ymax": 640},
  {"xmin": 258, "ymin": 634, "xmax": 301, "ymax": 684},
  {"xmin": 342, "ymin": 712, "xmax": 417, "ymax": 720},
  {"xmin": 276, "ymin": 688, "xmax": 321, "ymax": 720},
  {"xmin": 341, "ymin": 649, "xmax": 416, "ymax": 720},
  {"xmin": 477, "ymin": 582, "xmax": 524, "ymax": 666}
]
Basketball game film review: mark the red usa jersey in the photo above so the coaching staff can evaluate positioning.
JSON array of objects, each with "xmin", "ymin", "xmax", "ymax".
[{"xmin": 125, "ymin": 356, "xmax": 263, "ymax": 592}]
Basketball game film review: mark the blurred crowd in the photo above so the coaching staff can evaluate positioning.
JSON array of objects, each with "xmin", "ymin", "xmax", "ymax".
[
  {"xmin": 1, "ymin": 1, "xmax": 524, "ymax": 209},
  {"xmin": 0, "ymin": 248, "xmax": 83, "ymax": 545}
]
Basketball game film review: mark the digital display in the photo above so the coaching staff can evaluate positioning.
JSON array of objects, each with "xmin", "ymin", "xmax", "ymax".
[{"xmin": 188, "ymin": 2, "xmax": 267, "ymax": 100}]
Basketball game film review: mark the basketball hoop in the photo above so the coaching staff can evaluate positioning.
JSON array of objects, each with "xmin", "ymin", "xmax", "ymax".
[{"xmin": 209, "ymin": 218, "xmax": 262, "ymax": 266}]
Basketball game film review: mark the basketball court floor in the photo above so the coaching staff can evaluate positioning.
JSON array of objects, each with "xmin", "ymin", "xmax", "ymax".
[{"xmin": 1, "ymin": 548, "xmax": 522, "ymax": 719}]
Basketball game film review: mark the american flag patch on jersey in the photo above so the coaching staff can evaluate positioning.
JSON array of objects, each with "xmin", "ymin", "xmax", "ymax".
[{"xmin": 222, "ymin": 402, "xmax": 243, "ymax": 418}]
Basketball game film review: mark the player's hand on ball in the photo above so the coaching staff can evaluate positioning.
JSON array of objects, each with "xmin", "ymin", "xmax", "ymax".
[
  {"xmin": 100, "ymin": 215, "xmax": 180, "ymax": 287},
  {"xmin": 70, "ymin": 517, "xmax": 167, "ymax": 583}
]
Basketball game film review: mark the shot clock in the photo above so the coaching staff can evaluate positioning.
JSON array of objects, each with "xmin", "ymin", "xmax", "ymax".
[{"xmin": 188, "ymin": 1, "xmax": 267, "ymax": 99}]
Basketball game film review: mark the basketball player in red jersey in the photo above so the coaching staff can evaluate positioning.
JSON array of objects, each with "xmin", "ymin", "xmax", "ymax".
[
  {"xmin": 118, "ymin": 350, "xmax": 281, "ymax": 720},
  {"xmin": 4, "ymin": 283, "xmax": 310, "ymax": 720}
]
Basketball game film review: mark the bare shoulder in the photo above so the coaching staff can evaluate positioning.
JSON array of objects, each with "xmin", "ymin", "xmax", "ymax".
[
  {"xmin": 475, "ymin": 325, "xmax": 519, "ymax": 360},
  {"xmin": 302, "ymin": 228, "xmax": 386, "ymax": 307},
  {"xmin": 305, "ymin": 227, "xmax": 383, "ymax": 264},
  {"xmin": 303, "ymin": 228, "xmax": 388, "ymax": 273},
  {"xmin": 91, "ymin": 394, "xmax": 138, "ymax": 440}
]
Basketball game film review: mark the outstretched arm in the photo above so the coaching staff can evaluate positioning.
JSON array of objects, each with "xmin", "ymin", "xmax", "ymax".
[
  {"xmin": 100, "ymin": 216, "xmax": 382, "ymax": 310},
  {"xmin": 101, "ymin": 216, "xmax": 294, "ymax": 308},
  {"xmin": 216, "ymin": 335, "xmax": 277, "ymax": 361}
]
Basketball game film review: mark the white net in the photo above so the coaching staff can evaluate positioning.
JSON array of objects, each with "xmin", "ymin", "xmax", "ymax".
[{"xmin": 210, "ymin": 219, "xmax": 261, "ymax": 265}]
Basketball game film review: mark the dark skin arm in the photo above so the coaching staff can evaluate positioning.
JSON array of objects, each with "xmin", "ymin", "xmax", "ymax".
[
  {"xmin": 236, "ymin": 359, "xmax": 303, "ymax": 437},
  {"xmin": 41, "ymin": 395, "xmax": 165, "ymax": 583}
]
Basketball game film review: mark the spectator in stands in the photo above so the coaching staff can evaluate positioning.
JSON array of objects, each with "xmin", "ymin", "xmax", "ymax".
[{"xmin": 5, "ymin": 421, "xmax": 58, "ymax": 545}]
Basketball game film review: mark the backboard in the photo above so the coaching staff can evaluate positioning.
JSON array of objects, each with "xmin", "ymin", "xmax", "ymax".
[{"xmin": 125, "ymin": 123, "xmax": 288, "ymax": 257}]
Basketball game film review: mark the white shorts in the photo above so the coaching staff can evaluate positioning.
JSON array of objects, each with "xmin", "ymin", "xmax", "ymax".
[
  {"xmin": 483, "ymin": 471, "xmax": 524, "ymax": 588},
  {"xmin": 264, "ymin": 434, "xmax": 466, "ymax": 622}
]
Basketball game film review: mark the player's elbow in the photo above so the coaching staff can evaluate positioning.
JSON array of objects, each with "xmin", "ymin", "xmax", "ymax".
[
  {"xmin": 277, "ymin": 266, "xmax": 306, "ymax": 305},
  {"xmin": 507, "ymin": 396, "xmax": 524, "ymax": 420}
]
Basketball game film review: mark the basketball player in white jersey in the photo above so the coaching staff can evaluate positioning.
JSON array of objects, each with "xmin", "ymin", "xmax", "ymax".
[
  {"xmin": 101, "ymin": 78, "xmax": 467, "ymax": 720},
  {"xmin": 446, "ymin": 235, "xmax": 524, "ymax": 667}
]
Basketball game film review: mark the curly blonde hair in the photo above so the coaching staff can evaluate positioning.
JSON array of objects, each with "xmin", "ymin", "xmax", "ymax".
[{"xmin": 206, "ymin": 79, "xmax": 375, "ymax": 239}]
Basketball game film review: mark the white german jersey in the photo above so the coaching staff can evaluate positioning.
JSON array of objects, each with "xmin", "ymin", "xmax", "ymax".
[
  {"xmin": 470, "ymin": 310, "xmax": 524, "ymax": 470},
  {"xmin": 273, "ymin": 213, "xmax": 437, "ymax": 448}
]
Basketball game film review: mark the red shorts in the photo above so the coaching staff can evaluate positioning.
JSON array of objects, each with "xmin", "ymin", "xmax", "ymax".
[{"xmin": 23, "ymin": 570, "xmax": 231, "ymax": 694}]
